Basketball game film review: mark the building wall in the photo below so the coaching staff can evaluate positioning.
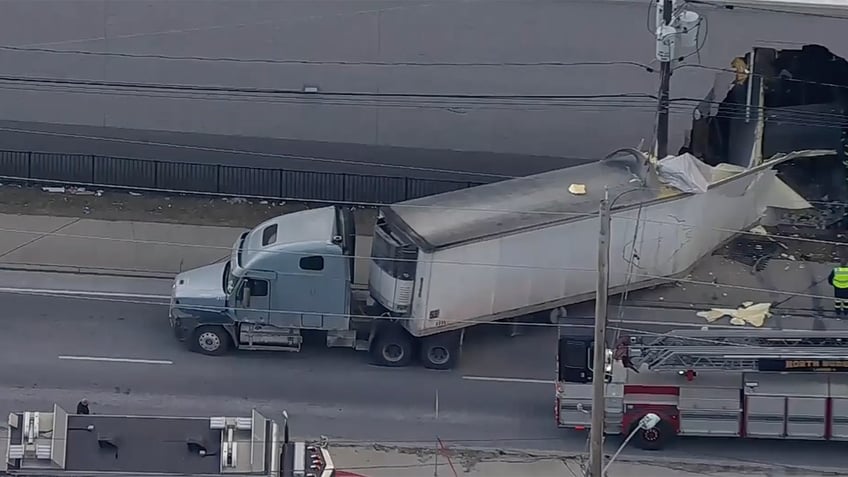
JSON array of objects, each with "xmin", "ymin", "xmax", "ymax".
[{"xmin": 0, "ymin": 0, "xmax": 845, "ymax": 159}]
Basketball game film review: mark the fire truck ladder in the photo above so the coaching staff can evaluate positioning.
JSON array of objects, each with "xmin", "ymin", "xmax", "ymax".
[{"xmin": 628, "ymin": 330, "xmax": 848, "ymax": 372}]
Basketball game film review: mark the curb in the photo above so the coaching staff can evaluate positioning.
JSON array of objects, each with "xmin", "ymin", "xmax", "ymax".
[
  {"xmin": 325, "ymin": 442, "xmax": 848, "ymax": 475},
  {"xmin": 0, "ymin": 263, "xmax": 175, "ymax": 280}
]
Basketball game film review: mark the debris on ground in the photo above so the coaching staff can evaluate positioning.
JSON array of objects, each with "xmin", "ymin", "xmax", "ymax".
[
  {"xmin": 1, "ymin": 182, "xmax": 306, "ymax": 227},
  {"xmin": 696, "ymin": 302, "xmax": 773, "ymax": 327},
  {"xmin": 0, "ymin": 181, "xmax": 378, "ymax": 231},
  {"xmin": 749, "ymin": 225, "xmax": 768, "ymax": 236},
  {"xmin": 568, "ymin": 183, "xmax": 586, "ymax": 195}
]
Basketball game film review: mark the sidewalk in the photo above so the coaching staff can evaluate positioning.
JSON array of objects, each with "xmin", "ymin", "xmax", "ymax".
[
  {"xmin": 328, "ymin": 444, "xmax": 845, "ymax": 477},
  {"xmin": 0, "ymin": 212, "xmax": 242, "ymax": 277}
]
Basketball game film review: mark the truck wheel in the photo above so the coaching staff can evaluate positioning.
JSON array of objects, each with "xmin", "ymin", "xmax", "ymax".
[
  {"xmin": 632, "ymin": 419, "xmax": 673, "ymax": 451},
  {"xmin": 371, "ymin": 327, "xmax": 414, "ymax": 367},
  {"xmin": 192, "ymin": 326, "xmax": 230, "ymax": 356},
  {"xmin": 419, "ymin": 332, "xmax": 461, "ymax": 370}
]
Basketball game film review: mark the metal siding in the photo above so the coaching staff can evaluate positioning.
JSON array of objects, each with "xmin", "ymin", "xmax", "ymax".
[
  {"xmin": 281, "ymin": 170, "xmax": 345, "ymax": 201},
  {"xmin": 219, "ymin": 165, "xmax": 281, "ymax": 197},
  {"xmin": 405, "ymin": 178, "xmax": 478, "ymax": 199},
  {"xmin": 92, "ymin": 155, "xmax": 157, "ymax": 188},
  {"xmin": 0, "ymin": 150, "xmax": 29, "ymax": 177},
  {"xmin": 156, "ymin": 161, "xmax": 218, "ymax": 192},
  {"xmin": 30, "ymin": 152, "xmax": 93, "ymax": 182},
  {"xmin": 345, "ymin": 174, "xmax": 405, "ymax": 204}
]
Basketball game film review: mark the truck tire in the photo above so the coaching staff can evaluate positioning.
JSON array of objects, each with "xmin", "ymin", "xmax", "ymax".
[
  {"xmin": 419, "ymin": 332, "xmax": 461, "ymax": 370},
  {"xmin": 371, "ymin": 326, "xmax": 414, "ymax": 367},
  {"xmin": 192, "ymin": 326, "xmax": 231, "ymax": 356},
  {"xmin": 632, "ymin": 419, "xmax": 673, "ymax": 451}
]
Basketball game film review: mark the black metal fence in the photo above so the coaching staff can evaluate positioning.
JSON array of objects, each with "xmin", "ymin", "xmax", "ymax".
[{"xmin": 0, "ymin": 150, "xmax": 484, "ymax": 203}]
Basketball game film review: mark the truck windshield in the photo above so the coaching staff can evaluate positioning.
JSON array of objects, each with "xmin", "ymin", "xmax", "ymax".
[{"xmin": 372, "ymin": 228, "xmax": 417, "ymax": 280}]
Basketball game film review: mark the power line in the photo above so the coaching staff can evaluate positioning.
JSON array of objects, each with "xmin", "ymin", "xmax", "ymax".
[
  {"xmin": 1, "ymin": 285, "xmax": 842, "ymax": 334},
  {"xmin": 0, "ymin": 44, "xmax": 657, "ymax": 71},
  {"xmin": 0, "ymin": 155, "xmax": 843, "ymax": 266},
  {"xmin": 676, "ymin": 62, "xmax": 848, "ymax": 92},
  {"xmin": 0, "ymin": 73, "xmax": 661, "ymax": 102},
  {"xmin": 8, "ymin": 81, "xmax": 844, "ymax": 135},
  {"xmin": 0, "ymin": 126, "xmax": 517, "ymax": 181},
  {"xmin": 0, "ymin": 72, "xmax": 844, "ymax": 124},
  {"xmin": 0, "ymin": 76, "xmax": 843, "ymax": 133},
  {"xmin": 0, "ymin": 83, "xmax": 665, "ymax": 115},
  {"xmin": 687, "ymin": 0, "xmax": 848, "ymax": 20},
  {"xmin": 0, "ymin": 176, "xmax": 845, "ymax": 270}
]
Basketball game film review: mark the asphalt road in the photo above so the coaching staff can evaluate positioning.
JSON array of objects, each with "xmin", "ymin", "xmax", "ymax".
[{"xmin": 0, "ymin": 285, "xmax": 846, "ymax": 471}]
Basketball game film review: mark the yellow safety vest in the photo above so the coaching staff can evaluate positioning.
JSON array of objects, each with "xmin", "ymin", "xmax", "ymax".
[{"xmin": 834, "ymin": 267, "xmax": 848, "ymax": 289}]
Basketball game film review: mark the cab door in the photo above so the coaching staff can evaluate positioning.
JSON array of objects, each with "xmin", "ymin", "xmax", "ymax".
[{"xmin": 233, "ymin": 272, "xmax": 275, "ymax": 324}]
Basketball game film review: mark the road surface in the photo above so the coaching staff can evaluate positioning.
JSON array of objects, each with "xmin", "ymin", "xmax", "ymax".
[{"xmin": 0, "ymin": 280, "xmax": 845, "ymax": 471}]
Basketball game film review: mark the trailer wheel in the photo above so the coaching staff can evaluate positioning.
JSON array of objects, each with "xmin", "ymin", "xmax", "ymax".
[
  {"xmin": 632, "ymin": 419, "xmax": 673, "ymax": 451},
  {"xmin": 371, "ymin": 326, "xmax": 414, "ymax": 367},
  {"xmin": 192, "ymin": 326, "xmax": 230, "ymax": 356},
  {"xmin": 419, "ymin": 332, "xmax": 461, "ymax": 370}
]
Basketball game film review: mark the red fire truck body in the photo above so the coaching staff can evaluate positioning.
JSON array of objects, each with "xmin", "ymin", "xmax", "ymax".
[{"xmin": 556, "ymin": 324, "xmax": 848, "ymax": 450}]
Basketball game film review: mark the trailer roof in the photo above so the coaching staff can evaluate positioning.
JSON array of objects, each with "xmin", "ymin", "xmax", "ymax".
[{"xmin": 383, "ymin": 154, "xmax": 661, "ymax": 252}]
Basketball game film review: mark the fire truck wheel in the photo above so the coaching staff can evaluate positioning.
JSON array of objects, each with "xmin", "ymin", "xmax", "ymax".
[
  {"xmin": 192, "ymin": 326, "xmax": 231, "ymax": 356},
  {"xmin": 632, "ymin": 419, "xmax": 673, "ymax": 451},
  {"xmin": 419, "ymin": 333, "xmax": 461, "ymax": 370},
  {"xmin": 371, "ymin": 326, "xmax": 414, "ymax": 367}
]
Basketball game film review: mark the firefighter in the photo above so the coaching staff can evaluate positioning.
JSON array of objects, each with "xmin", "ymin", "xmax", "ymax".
[
  {"xmin": 76, "ymin": 399, "xmax": 90, "ymax": 415},
  {"xmin": 828, "ymin": 264, "xmax": 848, "ymax": 315}
]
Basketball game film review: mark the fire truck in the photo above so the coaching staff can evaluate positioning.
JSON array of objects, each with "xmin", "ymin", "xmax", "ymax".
[{"xmin": 556, "ymin": 317, "xmax": 848, "ymax": 450}]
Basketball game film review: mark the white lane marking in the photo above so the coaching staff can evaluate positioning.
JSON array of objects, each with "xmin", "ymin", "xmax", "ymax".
[
  {"xmin": 462, "ymin": 375, "xmax": 551, "ymax": 385},
  {"xmin": 0, "ymin": 287, "xmax": 168, "ymax": 300},
  {"xmin": 58, "ymin": 355, "xmax": 173, "ymax": 365}
]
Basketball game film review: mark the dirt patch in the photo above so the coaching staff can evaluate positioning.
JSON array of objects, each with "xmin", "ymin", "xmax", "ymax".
[{"xmin": 0, "ymin": 182, "xmax": 383, "ymax": 229}]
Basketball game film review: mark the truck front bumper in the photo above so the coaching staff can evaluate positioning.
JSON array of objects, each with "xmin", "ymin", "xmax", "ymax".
[{"xmin": 169, "ymin": 310, "xmax": 190, "ymax": 342}]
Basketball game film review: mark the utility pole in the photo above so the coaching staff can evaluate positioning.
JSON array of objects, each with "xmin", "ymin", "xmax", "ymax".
[
  {"xmin": 655, "ymin": 0, "xmax": 702, "ymax": 159},
  {"xmin": 655, "ymin": 0, "xmax": 675, "ymax": 159},
  {"xmin": 587, "ymin": 194, "xmax": 611, "ymax": 477}
]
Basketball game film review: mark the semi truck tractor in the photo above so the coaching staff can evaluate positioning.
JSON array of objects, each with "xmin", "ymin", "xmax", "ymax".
[{"xmin": 168, "ymin": 151, "xmax": 800, "ymax": 369}]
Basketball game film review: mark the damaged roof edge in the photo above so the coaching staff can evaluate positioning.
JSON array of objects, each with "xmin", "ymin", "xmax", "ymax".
[{"xmin": 704, "ymin": 0, "xmax": 848, "ymax": 12}]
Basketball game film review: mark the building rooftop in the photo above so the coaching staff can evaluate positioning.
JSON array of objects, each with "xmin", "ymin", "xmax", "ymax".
[
  {"xmin": 63, "ymin": 415, "xmax": 221, "ymax": 474},
  {"xmin": 2, "ymin": 406, "xmax": 333, "ymax": 476}
]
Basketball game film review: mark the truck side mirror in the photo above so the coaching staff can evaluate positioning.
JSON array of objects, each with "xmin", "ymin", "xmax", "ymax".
[{"xmin": 243, "ymin": 282, "xmax": 252, "ymax": 308}]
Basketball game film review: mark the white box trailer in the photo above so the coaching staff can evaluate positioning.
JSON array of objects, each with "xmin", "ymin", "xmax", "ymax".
[{"xmin": 378, "ymin": 151, "xmax": 805, "ymax": 340}]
